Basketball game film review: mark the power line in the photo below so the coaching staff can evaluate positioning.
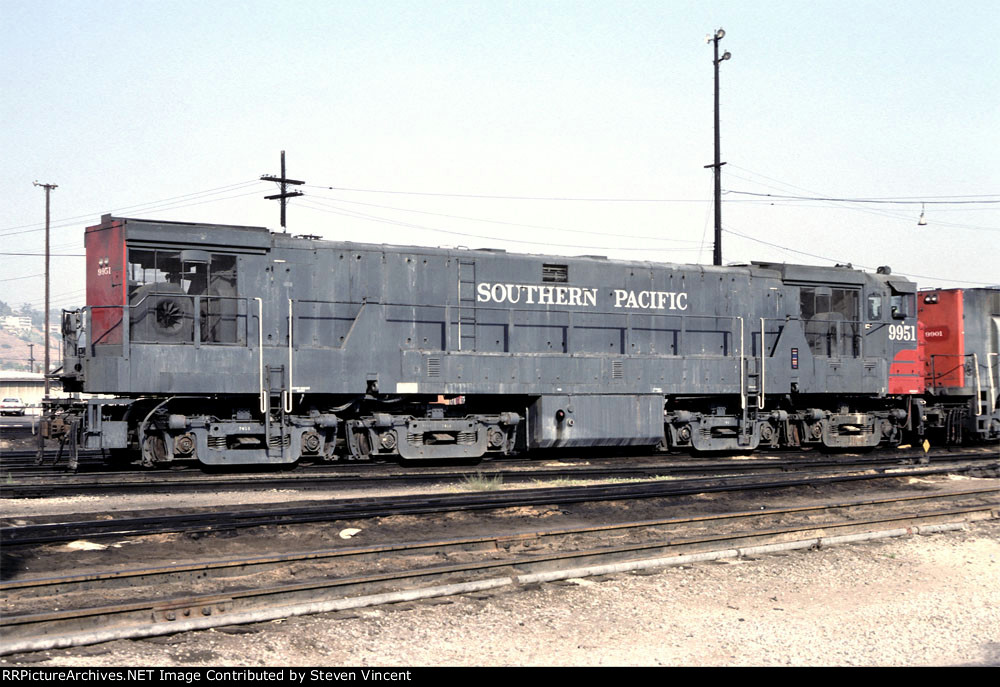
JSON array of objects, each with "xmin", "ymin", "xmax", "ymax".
[
  {"xmin": 721, "ymin": 165, "xmax": 1000, "ymax": 231},
  {"xmin": 0, "ymin": 252, "xmax": 84, "ymax": 257},
  {"xmin": 723, "ymin": 226, "xmax": 995, "ymax": 286},
  {"xmin": 298, "ymin": 202, "xmax": 703, "ymax": 253},
  {"xmin": 305, "ymin": 193, "xmax": 702, "ymax": 244},
  {"xmin": 725, "ymin": 189, "xmax": 1000, "ymax": 205},
  {"xmin": 305, "ymin": 183, "xmax": 712, "ymax": 203},
  {"xmin": 0, "ymin": 181, "xmax": 265, "ymax": 236},
  {"xmin": 0, "ymin": 273, "xmax": 44, "ymax": 283},
  {"xmin": 723, "ymin": 226, "xmax": 853, "ymax": 265},
  {"xmin": 725, "ymin": 165, "xmax": 1000, "ymax": 202}
]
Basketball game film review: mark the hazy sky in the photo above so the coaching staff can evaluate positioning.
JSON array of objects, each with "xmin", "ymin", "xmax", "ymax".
[{"xmin": 2, "ymin": 0, "xmax": 998, "ymax": 312}]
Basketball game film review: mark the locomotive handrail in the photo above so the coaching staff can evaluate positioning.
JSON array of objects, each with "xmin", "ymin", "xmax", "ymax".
[
  {"xmin": 927, "ymin": 352, "xmax": 995, "ymax": 416},
  {"xmin": 928, "ymin": 353, "xmax": 974, "ymax": 388},
  {"xmin": 973, "ymin": 353, "xmax": 982, "ymax": 417},
  {"xmin": 290, "ymin": 297, "xmax": 742, "ymax": 321},
  {"xmin": 738, "ymin": 316, "xmax": 746, "ymax": 414},
  {"xmin": 255, "ymin": 298, "xmax": 266, "ymax": 414},
  {"xmin": 286, "ymin": 297, "xmax": 749, "ymax": 358},
  {"xmin": 990, "ymin": 353, "xmax": 998, "ymax": 414},
  {"xmin": 284, "ymin": 298, "xmax": 293, "ymax": 414},
  {"xmin": 759, "ymin": 317, "xmax": 766, "ymax": 409},
  {"xmin": 80, "ymin": 304, "xmax": 124, "ymax": 351},
  {"xmin": 80, "ymin": 294, "xmax": 249, "ymax": 350},
  {"xmin": 799, "ymin": 315, "xmax": 867, "ymax": 359}
]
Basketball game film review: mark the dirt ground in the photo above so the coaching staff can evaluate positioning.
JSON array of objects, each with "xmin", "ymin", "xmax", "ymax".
[{"xmin": 3, "ymin": 516, "xmax": 997, "ymax": 667}]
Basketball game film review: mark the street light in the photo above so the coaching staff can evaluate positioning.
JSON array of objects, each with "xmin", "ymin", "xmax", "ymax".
[{"xmin": 705, "ymin": 28, "xmax": 731, "ymax": 266}]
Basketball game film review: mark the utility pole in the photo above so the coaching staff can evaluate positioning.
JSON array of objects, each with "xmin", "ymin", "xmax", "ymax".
[
  {"xmin": 33, "ymin": 181, "xmax": 56, "ymax": 462},
  {"xmin": 704, "ymin": 29, "xmax": 730, "ymax": 266},
  {"xmin": 261, "ymin": 151, "xmax": 304, "ymax": 231},
  {"xmin": 28, "ymin": 343, "xmax": 34, "ymax": 373}
]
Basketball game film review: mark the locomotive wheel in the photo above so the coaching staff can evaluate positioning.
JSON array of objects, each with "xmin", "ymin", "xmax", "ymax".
[
  {"xmin": 356, "ymin": 430, "xmax": 372, "ymax": 457},
  {"xmin": 141, "ymin": 433, "xmax": 168, "ymax": 467}
]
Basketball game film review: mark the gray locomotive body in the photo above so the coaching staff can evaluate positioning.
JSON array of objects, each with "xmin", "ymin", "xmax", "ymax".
[{"xmin": 57, "ymin": 216, "xmax": 920, "ymax": 466}]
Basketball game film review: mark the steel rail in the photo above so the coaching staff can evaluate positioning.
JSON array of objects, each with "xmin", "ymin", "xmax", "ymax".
[
  {"xmin": 1, "ymin": 455, "xmax": 988, "ymax": 499},
  {"xmin": 5, "ymin": 486, "xmax": 997, "ymax": 599},
  {"xmin": 2, "ymin": 461, "xmax": 997, "ymax": 546},
  {"xmin": 2, "ymin": 500, "xmax": 996, "ymax": 655},
  {"xmin": 4, "ymin": 449, "xmax": 996, "ymax": 498}
]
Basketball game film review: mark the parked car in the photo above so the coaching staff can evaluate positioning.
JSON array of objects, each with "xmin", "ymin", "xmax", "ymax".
[{"xmin": 0, "ymin": 397, "xmax": 27, "ymax": 416}]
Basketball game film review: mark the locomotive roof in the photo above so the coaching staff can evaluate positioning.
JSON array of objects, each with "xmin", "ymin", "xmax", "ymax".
[{"xmin": 103, "ymin": 215, "xmax": 915, "ymax": 288}]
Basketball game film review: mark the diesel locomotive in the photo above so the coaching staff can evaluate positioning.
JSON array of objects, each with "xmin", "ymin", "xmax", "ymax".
[
  {"xmin": 917, "ymin": 287, "xmax": 1000, "ymax": 444},
  {"xmin": 48, "ymin": 215, "xmax": 999, "ymax": 466}
]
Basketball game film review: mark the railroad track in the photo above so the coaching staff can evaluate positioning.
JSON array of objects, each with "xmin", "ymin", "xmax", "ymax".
[
  {"xmin": 3, "ymin": 448, "xmax": 996, "ymax": 499},
  {"xmin": 2, "ymin": 484, "xmax": 996, "ymax": 656},
  {"xmin": 2, "ymin": 458, "xmax": 997, "ymax": 546}
]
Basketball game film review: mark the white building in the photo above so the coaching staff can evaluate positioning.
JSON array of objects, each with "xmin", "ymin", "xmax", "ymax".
[
  {"xmin": 1, "ymin": 316, "xmax": 33, "ymax": 334},
  {"xmin": 0, "ymin": 371, "xmax": 73, "ymax": 415}
]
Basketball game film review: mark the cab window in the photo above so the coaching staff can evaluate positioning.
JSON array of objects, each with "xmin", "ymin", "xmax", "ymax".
[
  {"xmin": 890, "ymin": 293, "xmax": 915, "ymax": 320},
  {"xmin": 867, "ymin": 294, "xmax": 882, "ymax": 320}
]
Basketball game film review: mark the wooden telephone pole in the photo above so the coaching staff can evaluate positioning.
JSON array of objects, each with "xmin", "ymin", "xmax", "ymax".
[
  {"xmin": 261, "ymin": 151, "xmax": 304, "ymax": 231},
  {"xmin": 33, "ymin": 181, "xmax": 57, "ymax": 463}
]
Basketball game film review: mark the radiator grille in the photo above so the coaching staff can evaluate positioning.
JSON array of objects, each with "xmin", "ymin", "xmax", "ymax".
[{"xmin": 542, "ymin": 264, "xmax": 568, "ymax": 283}]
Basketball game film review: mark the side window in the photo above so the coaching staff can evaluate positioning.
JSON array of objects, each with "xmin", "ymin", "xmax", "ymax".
[
  {"xmin": 831, "ymin": 289, "xmax": 858, "ymax": 321},
  {"xmin": 890, "ymin": 293, "xmax": 915, "ymax": 320},
  {"xmin": 127, "ymin": 249, "xmax": 242, "ymax": 344},
  {"xmin": 127, "ymin": 250, "xmax": 190, "ymax": 343},
  {"xmin": 201, "ymin": 254, "xmax": 242, "ymax": 344},
  {"xmin": 800, "ymin": 286, "xmax": 860, "ymax": 357},
  {"xmin": 867, "ymin": 294, "xmax": 883, "ymax": 320},
  {"xmin": 800, "ymin": 287, "xmax": 815, "ymax": 321},
  {"xmin": 127, "ymin": 249, "xmax": 182, "ymax": 300}
]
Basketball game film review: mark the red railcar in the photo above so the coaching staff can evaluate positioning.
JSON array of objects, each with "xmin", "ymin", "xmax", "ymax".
[{"xmin": 917, "ymin": 287, "xmax": 1000, "ymax": 443}]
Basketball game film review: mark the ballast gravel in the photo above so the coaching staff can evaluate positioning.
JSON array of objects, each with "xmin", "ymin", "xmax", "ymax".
[{"xmin": 4, "ymin": 519, "xmax": 997, "ymax": 667}]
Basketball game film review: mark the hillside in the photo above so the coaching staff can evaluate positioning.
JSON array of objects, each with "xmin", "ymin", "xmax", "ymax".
[{"xmin": 0, "ymin": 327, "xmax": 63, "ymax": 372}]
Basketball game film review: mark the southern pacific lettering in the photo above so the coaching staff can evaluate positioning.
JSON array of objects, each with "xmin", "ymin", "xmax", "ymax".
[{"xmin": 475, "ymin": 282, "xmax": 688, "ymax": 311}]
